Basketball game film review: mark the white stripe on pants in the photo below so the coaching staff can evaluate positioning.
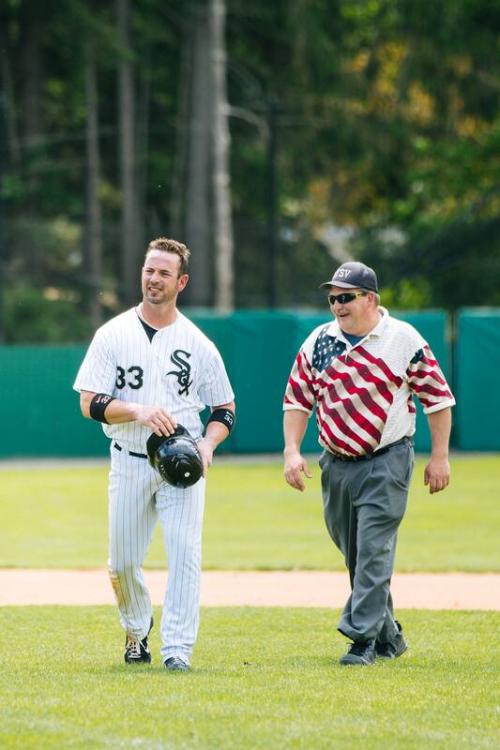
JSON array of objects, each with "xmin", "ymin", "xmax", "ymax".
[{"xmin": 107, "ymin": 444, "xmax": 205, "ymax": 663}]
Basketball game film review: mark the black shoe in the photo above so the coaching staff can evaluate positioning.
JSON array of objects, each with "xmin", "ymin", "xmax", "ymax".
[
  {"xmin": 375, "ymin": 622, "xmax": 408, "ymax": 659},
  {"xmin": 164, "ymin": 656, "xmax": 190, "ymax": 672},
  {"xmin": 124, "ymin": 617, "xmax": 154, "ymax": 664},
  {"xmin": 124, "ymin": 634, "xmax": 151, "ymax": 663},
  {"xmin": 339, "ymin": 639, "xmax": 376, "ymax": 666}
]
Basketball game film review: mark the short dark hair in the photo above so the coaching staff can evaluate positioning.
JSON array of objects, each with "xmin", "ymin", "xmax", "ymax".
[{"xmin": 145, "ymin": 237, "xmax": 190, "ymax": 275}]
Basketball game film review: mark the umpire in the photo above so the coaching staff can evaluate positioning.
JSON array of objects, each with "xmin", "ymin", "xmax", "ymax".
[{"xmin": 283, "ymin": 262, "xmax": 455, "ymax": 666}]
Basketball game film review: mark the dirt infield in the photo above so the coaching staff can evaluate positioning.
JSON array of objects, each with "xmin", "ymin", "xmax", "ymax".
[{"xmin": 1, "ymin": 569, "xmax": 499, "ymax": 609}]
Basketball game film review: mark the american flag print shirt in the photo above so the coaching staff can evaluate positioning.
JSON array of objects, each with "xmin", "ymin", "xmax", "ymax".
[{"xmin": 283, "ymin": 308, "xmax": 455, "ymax": 457}]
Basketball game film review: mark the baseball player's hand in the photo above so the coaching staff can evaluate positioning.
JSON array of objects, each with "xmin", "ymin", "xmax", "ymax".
[
  {"xmin": 133, "ymin": 405, "xmax": 177, "ymax": 437},
  {"xmin": 424, "ymin": 456, "xmax": 450, "ymax": 494},
  {"xmin": 283, "ymin": 448, "xmax": 312, "ymax": 492},
  {"xmin": 196, "ymin": 437, "xmax": 214, "ymax": 477}
]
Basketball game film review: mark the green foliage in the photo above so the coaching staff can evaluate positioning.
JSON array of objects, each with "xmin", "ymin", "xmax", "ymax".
[
  {"xmin": 0, "ymin": 607, "xmax": 498, "ymax": 749},
  {"xmin": 379, "ymin": 279, "xmax": 432, "ymax": 310},
  {"xmin": 1, "ymin": 456, "xmax": 499, "ymax": 571},
  {"xmin": 1, "ymin": 0, "xmax": 499, "ymax": 333},
  {"xmin": 228, "ymin": 0, "xmax": 500, "ymax": 308},
  {"xmin": 3, "ymin": 284, "xmax": 91, "ymax": 343}
]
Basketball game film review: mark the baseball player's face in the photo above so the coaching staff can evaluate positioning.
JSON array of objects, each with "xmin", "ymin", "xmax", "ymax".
[
  {"xmin": 328, "ymin": 286, "xmax": 373, "ymax": 334},
  {"xmin": 141, "ymin": 250, "xmax": 189, "ymax": 305}
]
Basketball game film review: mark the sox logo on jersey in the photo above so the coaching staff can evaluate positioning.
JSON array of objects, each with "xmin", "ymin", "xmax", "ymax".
[
  {"xmin": 167, "ymin": 349, "xmax": 193, "ymax": 395},
  {"xmin": 73, "ymin": 307, "xmax": 234, "ymax": 665}
]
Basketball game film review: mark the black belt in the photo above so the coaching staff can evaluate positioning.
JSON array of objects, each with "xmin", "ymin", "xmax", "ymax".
[
  {"xmin": 328, "ymin": 436, "xmax": 411, "ymax": 463},
  {"xmin": 113, "ymin": 442, "xmax": 148, "ymax": 459}
]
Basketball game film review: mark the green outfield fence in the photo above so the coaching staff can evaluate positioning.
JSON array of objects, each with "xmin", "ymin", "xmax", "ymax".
[{"xmin": 1, "ymin": 309, "xmax": 499, "ymax": 458}]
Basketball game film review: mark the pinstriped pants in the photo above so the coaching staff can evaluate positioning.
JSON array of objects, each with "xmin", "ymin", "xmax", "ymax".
[
  {"xmin": 107, "ymin": 445, "xmax": 205, "ymax": 664},
  {"xmin": 320, "ymin": 439, "xmax": 415, "ymax": 643}
]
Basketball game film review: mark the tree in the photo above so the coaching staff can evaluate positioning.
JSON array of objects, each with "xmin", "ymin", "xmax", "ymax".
[
  {"xmin": 0, "ymin": 0, "xmax": 499, "ymax": 343},
  {"xmin": 117, "ymin": 0, "xmax": 140, "ymax": 306},
  {"xmin": 84, "ymin": 36, "xmax": 103, "ymax": 329},
  {"xmin": 211, "ymin": 0, "xmax": 234, "ymax": 311},
  {"xmin": 183, "ymin": 3, "xmax": 212, "ymax": 306}
]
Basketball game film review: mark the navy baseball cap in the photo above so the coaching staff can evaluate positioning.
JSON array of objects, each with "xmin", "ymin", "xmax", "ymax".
[{"xmin": 320, "ymin": 261, "xmax": 378, "ymax": 293}]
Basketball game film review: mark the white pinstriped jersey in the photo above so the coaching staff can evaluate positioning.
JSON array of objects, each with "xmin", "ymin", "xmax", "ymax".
[
  {"xmin": 73, "ymin": 307, "xmax": 234, "ymax": 452},
  {"xmin": 284, "ymin": 307, "xmax": 455, "ymax": 457}
]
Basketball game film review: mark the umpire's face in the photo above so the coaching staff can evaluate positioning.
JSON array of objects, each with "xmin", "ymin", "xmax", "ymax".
[
  {"xmin": 142, "ymin": 250, "xmax": 189, "ymax": 306},
  {"xmin": 328, "ymin": 286, "xmax": 377, "ymax": 336}
]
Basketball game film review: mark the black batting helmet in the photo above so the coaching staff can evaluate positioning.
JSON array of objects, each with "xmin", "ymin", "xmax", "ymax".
[{"xmin": 146, "ymin": 424, "xmax": 203, "ymax": 488}]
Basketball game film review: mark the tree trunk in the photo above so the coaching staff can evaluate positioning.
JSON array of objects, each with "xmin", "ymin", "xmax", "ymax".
[
  {"xmin": 136, "ymin": 41, "xmax": 151, "ymax": 259},
  {"xmin": 21, "ymin": 4, "xmax": 43, "ymax": 150},
  {"xmin": 84, "ymin": 40, "xmax": 103, "ymax": 330},
  {"xmin": 183, "ymin": 6, "xmax": 212, "ymax": 307},
  {"xmin": 0, "ymin": 93, "xmax": 7, "ymax": 342},
  {"xmin": 20, "ymin": 2, "xmax": 43, "ymax": 213},
  {"xmin": 0, "ymin": 44, "xmax": 20, "ymax": 166},
  {"xmin": 169, "ymin": 22, "xmax": 192, "ymax": 243},
  {"xmin": 117, "ymin": 0, "xmax": 140, "ymax": 306},
  {"xmin": 210, "ymin": 0, "xmax": 234, "ymax": 311}
]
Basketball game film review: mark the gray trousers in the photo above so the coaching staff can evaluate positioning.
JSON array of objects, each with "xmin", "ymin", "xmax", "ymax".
[{"xmin": 320, "ymin": 439, "xmax": 414, "ymax": 643}]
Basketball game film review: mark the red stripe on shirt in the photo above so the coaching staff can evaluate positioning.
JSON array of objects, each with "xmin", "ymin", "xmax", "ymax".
[
  {"xmin": 286, "ymin": 375, "xmax": 315, "ymax": 410},
  {"xmin": 341, "ymin": 358, "xmax": 396, "ymax": 403},
  {"xmin": 407, "ymin": 394, "xmax": 417, "ymax": 413},
  {"xmin": 317, "ymin": 411, "xmax": 363, "ymax": 455},
  {"xmin": 322, "ymin": 366, "xmax": 395, "ymax": 409},
  {"xmin": 410, "ymin": 381, "xmax": 452, "ymax": 400},
  {"xmin": 320, "ymin": 401, "xmax": 374, "ymax": 453},
  {"xmin": 408, "ymin": 368, "xmax": 447, "ymax": 386},
  {"xmin": 318, "ymin": 369, "xmax": 392, "ymax": 422},
  {"xmin": 296, "ymin": 350, "xmax": 315, "ymax": 387},
  {"xmin": 321, "ymin": 381, "xmax": 383, "ymax": 442},
  {"xmin": 353, "ymin": 346, "xmax": 403, "ymax": 386}
]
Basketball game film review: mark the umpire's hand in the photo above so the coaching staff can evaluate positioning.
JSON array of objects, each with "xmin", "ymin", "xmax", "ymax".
[
  {"xmin": 284, "ymin": 448, "xmax": 312, "ymax": 492},
  {"xmin": 424, "ymin": 456, "xmax": 451, "ymax": 494}
]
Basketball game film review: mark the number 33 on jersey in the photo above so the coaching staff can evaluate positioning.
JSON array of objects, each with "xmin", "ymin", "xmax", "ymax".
[{"xmin": 73, "ymin": 307, "xmax": 234, "ymax": 453}]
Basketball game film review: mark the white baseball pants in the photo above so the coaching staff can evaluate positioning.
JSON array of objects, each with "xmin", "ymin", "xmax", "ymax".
[{"xmin": 107, "ymin": 443, "xmax": 205, "ymax": 664}]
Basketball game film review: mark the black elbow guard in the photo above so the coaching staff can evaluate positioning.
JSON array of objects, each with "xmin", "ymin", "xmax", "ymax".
[
  {"xmin": 89, "ymin": 393, "xmax": 115, "ymax": 423},
  {"xmin": 206, "ymin": 408, "xmax": 235, "ymax": 434}
]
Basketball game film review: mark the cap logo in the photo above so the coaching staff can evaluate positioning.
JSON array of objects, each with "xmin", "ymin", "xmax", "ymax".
[{"xmin": 335, "ymin": 269, "xmax": 352, "ymax": 280}]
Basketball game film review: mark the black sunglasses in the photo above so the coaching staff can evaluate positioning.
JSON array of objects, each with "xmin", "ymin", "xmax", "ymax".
[{"xmin": 328, "ymin": 291, "xmax": 367, "ymax": 305}]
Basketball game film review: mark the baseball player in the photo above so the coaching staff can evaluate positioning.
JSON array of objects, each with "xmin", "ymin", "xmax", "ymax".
[
  {"xmin": 73, "ymin": 237, "xmax": 235, "ymax": 672},
  {"xmin": 283, "ymin": 261, "xmax": 455, "ymax": 666}
]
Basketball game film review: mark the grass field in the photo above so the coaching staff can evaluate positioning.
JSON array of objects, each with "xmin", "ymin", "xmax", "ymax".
[
  {"xmin": 1, "ymin": 607, "xmax": 498, "ymax": 750},
  {"xmin": 1, "ymin": 455, "xmax": 499, "ymax": 571},
  {"xmin": 2, "ymin": 456, "xmax": 498, "ymax": 750}
]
